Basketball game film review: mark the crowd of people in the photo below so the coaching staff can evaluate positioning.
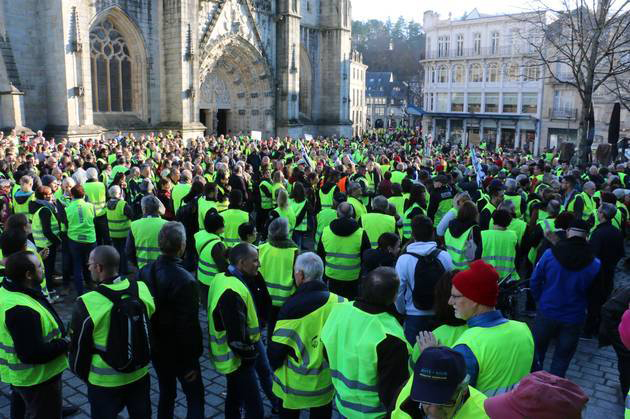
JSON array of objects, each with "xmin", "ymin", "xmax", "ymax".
[{"xmin": 0, "ymin": 127, "xmax": 628, "ymax": 419}]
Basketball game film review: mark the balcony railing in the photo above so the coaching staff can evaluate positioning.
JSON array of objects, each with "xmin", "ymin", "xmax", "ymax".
[
  {"xmin": 424, "ymin": 45, "xmax": 535, "ymax": 60},
  {"xmin": 549, "ymin": 107, "xmax": 577, "ymax": 120}
]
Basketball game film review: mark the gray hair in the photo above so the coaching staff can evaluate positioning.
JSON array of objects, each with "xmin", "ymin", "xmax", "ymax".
[
  {"xmin": 599, "ymin": 202, "xmax": 617, "ymax": 221},
  {"xmin": 268, "ymin": 217, "xmax": 289, "ymax": 241},
  {"xmin": 62, "ymin": 177, "xmax": 76, "ymax": 189},
  {"xmin": 294, "ymin": 252, "xmax": 324, "ymax": 283},
  {"xmin": 0, "ymin": 179, "xmax": 10, "ymax": 188},
  {"xmin": 108, "ymin": 185, "xmax": 121, "ymax": 199},
  {"xmin": 372, "ymin": 195, "xmax": 388, "ymax": 212},
  {"xmin": 158, "ymin": 221, "xmax": 186, "ymax": 256},
  {"xmin": 86, "ymin": 167, "xmax": 98, "ymax": 180},
  {"xmin": 72, "ymin": 170, "xmax": 87, "ymax": 185},
  {"xmin": 547, "ymin": 200, "xmax": 561, "ymax": 217},
  {"xmin": 141, "ymin": 195, "xmax": 161, "ymax": 216},
  {"xmin": 505, "ymin": 178, "xmax": 517, "ymax": 194},
  {"xmin": 498, "ymin": 199, "xmax": 515, "ymax": 215}
]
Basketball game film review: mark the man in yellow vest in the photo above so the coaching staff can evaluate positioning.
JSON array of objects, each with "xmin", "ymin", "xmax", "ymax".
[
  {"xmin": 427, "ymin": 174, "xmax": 454, "ymax": 228},
  {"xmin": 84, "ymin": 167, "xmax": 110, "ymax": 245},
  {"xmin": 195, "ymin": 209, "xmax": 228, "ymax": 306},
  {"xmin": 391, "ymin": 347, "xmax": 488, "ymax": 418},
  {"xmin": 424, "ymin": 260, "xmax": 534, "ymax": 396},
  {"xmin": 258, "ymin": 169, "xmax": 274, "ymax": 239},
  {"xmin": 171, "ymin": 170, "xmax": 192, "ymax": 215},
  {"xmin": 317, "ymin": 202, "xmax": 371, "ymax": 300},
  {"xmin": 221, "ymin": 190, "xmax": 251, "ymax": 248},
  {"xmin": 66, "ymin": 185, "xmax": 97, "ymax": 295},
  {"xmin": 0, "ymin": 251, "xmax": 69, "ymax": 418},
  {"xmin": 106, "ymin": 185, "xmax": 134, "ymax": 275},
  {"xmin": 126, "ymin": 195, "xmax": 167, "ymax": 269},
  {"xmin": 360, "ymin": 195, "xmax": 397, "ymax": 249},
  {"xmin": 347, "ymin": 182, "xmax": 367, "ymax": 220},
  {"xmin": 567, "ymin": 181, "xmax": 596, "ymax": 224},
  {"xmin": 259, "ymin": 217, "xmax": 299, "ymax": 337},
  {"xmin": 481, "ymin": 210, "xmax": 519, "ymax": 281},
  {"xmin": 268, "ymin": 252, "xmax": 344, "ymax": 418},
  {"xmin": 321, "ymin": 267, "xmax": 411, "ymax": 418},
  {"xmin": 30, "ymin": 185, "xmax": 63, "ymax": 289},
  {"xmin": 207, "ymin": 243, "xmax": 270, "ymax": 417},
  {"xmin": 68, "ymin": 245, "xmax": 154, "ymax": 418},
  {"xmin": 479, "ymin": 180, "xmax": 504, "ymax": 231}
]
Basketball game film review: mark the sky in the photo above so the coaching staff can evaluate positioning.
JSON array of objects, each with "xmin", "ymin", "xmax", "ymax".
[{"xmin": 352, "ymin": 0, "xmax": 564, "ymax": 23}]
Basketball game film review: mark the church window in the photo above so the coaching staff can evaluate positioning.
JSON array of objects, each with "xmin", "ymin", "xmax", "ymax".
[{"xmin": 90, "ymin": 18, "xmax": 133, "ymax": 112}]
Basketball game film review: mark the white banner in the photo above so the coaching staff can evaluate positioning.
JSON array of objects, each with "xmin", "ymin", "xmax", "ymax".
[{"xmin": 251, "ymin": 131, "xmax": 262, "ymax": 141}]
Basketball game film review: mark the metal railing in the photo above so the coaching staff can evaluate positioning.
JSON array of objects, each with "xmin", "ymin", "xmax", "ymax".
[
  {"xmin": 424, "ymin": 45, "xmax": 536, "ymax": 60},
  {"xmin": 549, "ymin": 107, "xmax": 577, "ymax": 119}
]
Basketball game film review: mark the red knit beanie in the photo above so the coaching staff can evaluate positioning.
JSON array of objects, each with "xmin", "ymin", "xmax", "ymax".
[{"xmin": 452, "ymin": 260, "xmax": 499, "ymax": 306}]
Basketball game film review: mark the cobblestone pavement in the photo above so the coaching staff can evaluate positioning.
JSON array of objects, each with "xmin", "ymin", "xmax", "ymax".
[{"xmin": 0, "ymin": 255, "xmax": 628, "ymax": 418}]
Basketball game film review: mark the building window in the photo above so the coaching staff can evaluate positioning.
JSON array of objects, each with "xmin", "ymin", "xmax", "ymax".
[
  {"xmin": 431, "ymin": 66, "xmax": 436, "ymax": 83},
  {"xmin": 467, "ymin": 93, "xmax": 481, "ymax": 113},
  {"xmin": 436, "ymin": 93, "xmax": 448, "ymax": 112},
  {"xmin": 473, "ymin": 33, "xmax": 481, "ymax": 55},
  {"xmin": 524, "ymin": 63, "xmax": 539, "ymax": 81},
  {"xmin": 487, "ymin": 63, "xmax": 499, "ymax": 83},
  {"xmin": 491, "ymin": 31, "xmax": 500, "ymax": 54},
  {"xmin": 452, "ymin": 93, "xmax": 464, "ymax": 112},
  {"xmin": 90, "ymin": 18, "xmax": 133, "ymax": 112},
  {"xmin": 503, "ymin": 93, "xmax": 518, "ymax": 113},
  {"xmin": 521, "ymin": 93, "xmax": 537, "ymax": 113},
  {"xmin": 438, "ymin": 66, "xmax": 448, "ymax": 83},
  {"xmin": 469, "ymin": 64, "xmax": 483, "ymax": 83},
  {"xmin": 452, "ymin": 65, "xmax": 464, "ymax": 83},
  {"xmin": 456, "ymin": 34, "xmax": 464, "ymax": 57},
  {"xmin": 429, "ymin": 93, "xmax": 434, "ymax": 111},
  {"xmin": 485, "ymin": 93, "xmax": 499, "ymax": 112},
  {"xmin": 438, "ymin": 36, "xmax": 450, "ymax": 57},
  {"xmin": 505, "ymin": 63, "xmax": 520, "ymax": 82}
]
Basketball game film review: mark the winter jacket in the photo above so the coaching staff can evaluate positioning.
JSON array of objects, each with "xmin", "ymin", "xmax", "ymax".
[
  {"xmin": 395, "ymin": 241, "xmax": 453, "ymax": 317},
  {"xmin": 531, "ymin": 237, "xmax": 601, "ymax": 324}
]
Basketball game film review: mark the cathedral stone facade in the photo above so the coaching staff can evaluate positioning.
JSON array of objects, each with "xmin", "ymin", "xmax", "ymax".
[{"xmin": 0, "ymin": 0, "xmax": 353, "ymax": 139}]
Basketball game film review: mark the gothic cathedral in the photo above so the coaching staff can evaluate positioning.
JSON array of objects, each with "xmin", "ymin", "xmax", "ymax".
[{"xmin": 0, "ymin": 0, "xmax": 353, "ymax": 139}]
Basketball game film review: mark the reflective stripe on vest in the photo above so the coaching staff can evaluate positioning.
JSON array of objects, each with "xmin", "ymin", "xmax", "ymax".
[
  {"xmin": 221, "ymin": 209, "xmax": 249, "ymax": 248},
  {"xmin": 195, "ymin": 231, "xmax": 222, "ymax": 286},
  {"xmin": 290, "ymin": 200, "xmax": 308, "ymax": 232},
  {"xmin": 444, "ymin": 226, "xmax": 474, "ymax": 270},
  {"xmin": 315, "ymin": 209, "xmax": 337, "ymax": 245},
  {"xmin": 434, "ymin": 198, "xmax": 454, "ymax": 228},
  {"xmin": 32, "ymin": 207, "xmax": 60, "ymax": 248},
  {"xmin": 259, "ymin": 243, "xmax": 297, "ymax": 307},
  {"xmin": 83, "ymin": 182, "xmax": 106, "ymax": 216},
  {"xmin": 197, "ymin": 197, "xmax": 217, "ymax": 230},
  {"xmin": 403, "ymin": 203, "xmax": 423, "ymax": 239},
  {"xmin": 106, "ymin": 199, "xmax": 130, "ymax": 239},
  {"xmin": 481, "ymin": 230, "xmax": 518, "ymax": 280},
  {"xmin": 360, "ymin": 212, "xmax": 396, "ymax": 248},
  {"xmin": 321, "ymin": 227, "xmax": 363, "ymax": 281},
  {"xmin": 319, "ymin": 188, "xmax": 335, "ymax": 209},
  {"xmin": 0, "ymin": 287, "xmax": 68, "ymax": 386},
  {"xmin": 67, "ymin": 199, "xmax": 97, "ymax": 243},
  {"xmin": 172, "ymin": 183, "xmax": 192, "ymax": 214},
  {"xmin": 80, "ymin": 279, "xmax": 155, "ymax": 387},
  {"xmin": 207, "ymin": 273, "xmax": 260, "ymax": 374},
  {"xmin": 130, "ymin": 217, "xmax": 168, "ymax": 269},
  {"xmin": 260, "ymin": 180, "xmax": 274, "ymax": 210}
]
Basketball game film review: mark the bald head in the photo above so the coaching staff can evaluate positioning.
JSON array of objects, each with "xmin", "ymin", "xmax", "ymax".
[
  {"xmin": 360, "ymin": 267, "xmax": 400, "ymax": 306},
  {"xmin": 89, "ymin": 245, "xmax": 120, "ymax": 282}
]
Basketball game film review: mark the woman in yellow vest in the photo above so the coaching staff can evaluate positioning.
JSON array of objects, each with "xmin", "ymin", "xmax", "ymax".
[
  {"xmin": 289, "ymin": 182, "xmax": 310, "ymax": 249},
  {"xmin": 105, "ymin": 185, "xmax": 134, "ymax": 275},
  {"xmin": 270, "ymin": 189, "xmax": 296, "ymax": 234}
]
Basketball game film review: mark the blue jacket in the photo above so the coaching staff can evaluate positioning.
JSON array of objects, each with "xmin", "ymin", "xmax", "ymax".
[{"xmin": 531, "ymin": 238, "xmax": 600, "ymax": 324}]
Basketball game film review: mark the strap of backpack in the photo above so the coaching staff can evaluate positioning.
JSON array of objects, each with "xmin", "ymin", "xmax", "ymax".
[{"xmin": 94, "ymin": 279, "xmax": 138, "ymax": 302}]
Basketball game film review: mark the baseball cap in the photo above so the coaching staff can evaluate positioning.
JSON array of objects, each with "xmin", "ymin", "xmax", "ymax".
[
  {"xmin": 410, "ymin": 347, "xmax": 467, "ymax": 405},
  {"xmin": 484, "ymin": 371, "xmax": 588, "ymax": 419}
]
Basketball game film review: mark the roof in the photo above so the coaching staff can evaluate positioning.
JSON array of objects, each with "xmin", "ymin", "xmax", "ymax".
[{"xmin": 366, "ymin": 72, "xmax": 407, "ymax": 104}]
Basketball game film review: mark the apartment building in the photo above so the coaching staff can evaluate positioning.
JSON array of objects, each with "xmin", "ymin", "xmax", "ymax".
[{"xmin": 350, "ymin": 50, "xmax": 368, "ymax": 137}]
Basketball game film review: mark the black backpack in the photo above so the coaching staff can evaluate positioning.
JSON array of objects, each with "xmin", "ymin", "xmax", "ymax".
[
  {"xmin": 403, "ymin": 248, "xmax": 446, "ymax": 310},
  {"xmin": 95, "ymin": 280, "xmax": 152, "ymax": 373}
]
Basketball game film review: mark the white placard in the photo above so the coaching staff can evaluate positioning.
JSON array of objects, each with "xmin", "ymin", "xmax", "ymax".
[
  {"xmin": 304, "ymin": 134, "xmax": 313, "ymax": 141},
  {"xmin": 251, "ymin": 131, "xmax": 262, "ymax": 141}
]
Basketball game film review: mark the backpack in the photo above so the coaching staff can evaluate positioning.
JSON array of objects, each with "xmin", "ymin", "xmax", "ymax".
[
  {"xmin": 95, "ymin": 280, "xmax": 152, "ymax": 373},
  {"xmin": 403, "ymin": 248, "xmax": 446, "ymax": 310}
]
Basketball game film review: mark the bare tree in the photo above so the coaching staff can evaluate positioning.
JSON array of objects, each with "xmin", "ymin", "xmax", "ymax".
[{"xmin": 521, "ymin": 0, "xmax": 630, "ymax": 164}]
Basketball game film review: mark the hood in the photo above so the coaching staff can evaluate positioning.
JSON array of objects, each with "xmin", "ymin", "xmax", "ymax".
[
  {"xmin": 321, "ymin": 182, "xmax": 336, "ymax": 194},
  {"xmin": 405, "ymin": 241, "xmax": 439, "ymax": 256},
  {"xmin": 330, "ymin": 217, "xmax": 360, "ymax": 237},
  {"xmin": 448, "ymin": 218, "xmax": 477, "ymax": 239},
  {"xmin": 269, "ymin": 237, "xmax": 298, "ymax": 249},
  {"xmin": 551, "ymin": 236, "xmax": 595, "ymax": 271},
  {"xmin": 14, "ymin": 190, "xmax": 33, "ymax": 204},
  {"xmin": 107, "ymin": 198, "xmax": 121, "ymax": 210}
]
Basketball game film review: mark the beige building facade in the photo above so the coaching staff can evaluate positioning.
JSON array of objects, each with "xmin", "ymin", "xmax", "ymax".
[
  {"xmin": 0, "ymin": 0, "xmax": 354, "ymax": 140},
  {"xmin": 349, "ymin": 50, "xmax": 367, "ymax": 137}
]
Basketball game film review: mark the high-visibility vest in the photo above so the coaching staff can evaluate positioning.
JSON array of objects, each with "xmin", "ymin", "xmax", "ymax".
[
  {"xmin": 481, "ymin": 202, "xmax": 496, "ymax": 223},
  {"xmin": 528, "ymin": 218, "xmax": 556, "ymax": 265},
  {"xmin": 272, "ymin": 292, "xmax": 345, "ymax": 409},
  {"xmin": 275, "ymin": 206, "xmax": 296, "ymax": 233},
  {"xmin": 32, "ymin": 207, "xmax": 60, "ymax": 248},
  {"xmin": 410, "ymin": 324, "xmax": 468, "ymax": 369},
  {"xmin": 0, "ymin": 286, "xmax": 68, "ymax": 386},
  {"xmin": 106, "ymin": 199, "xmax": 131, "ymax": 239},
  {"xmin": 79, "ymin": 279, "xmax": 154, "ymax": 387},
  {"xmin": 434, "ymin": 198, "xmax": 454, "ymax": 228},
  {"xmin": 197, "ymin": 197, "xmax": 217, "ymax": 230},
  {"xmin": 321, "ymin": 302, "xmax": 410, "ymax": 418},
  {"xmin": 319, "ymin": 187, "xmax": 335, "ymax": 209},
  {"xmin": 454, "ymin": 320, "xmax": 534, "ymax": 396},
  {"xmin": 194, "ymin": 231, "xmax": 223, "ymax": 286},
  {"xmin": 504, "ymin": 194, "xmax": 522, "ymax": 218},
  {"xmin": 207, "ymin": 273, "xmax": 261, "ymax": 374},
  {"xmin": 567, "ymin": 191, "xmax": 595, "ymax": 221},
  {"xmin": 321, "ymin": 226, "xmax": 363, "ymax": 281},
  {"xmin": 259, "ymin": 243, "xmax": 298, "ymax": 307},
  {"xmin": 221, "ymin": 209, "xmax": 249, "ymax": 248},
  {"xmin": 481, "ymin": 229, "xmax": 518, "ymax": 280},
  {"xmin": 83, "ymin": 181, "xmax": 107, "ymax": 217},
  {"xmin": 625, "ymin": 391, "xmax": 629, "ymax": 419},
  {"xmin": 444, "ymin": 226, "xmax": 474, "ymax": 270},
  {"xmin": 402, "ymin": 203, "xmax": 423, "ymax": 240},
  {"xmin": 347, "ymin": 196, "xmax": 366, "ymax": 220},
  {"xmin": 172, "ymin": 183, "xmax": 192, "ymax": 214},
  {"xmin": 392, "ymin": 381, "xmax": 488, "ymax": 419},
  {"xmin": 272, "ymin": 183, "xmax": 286, "ymax": 203},
  {"xmin": 12, "ymin": 190, "xmax": 33, "ymax": 220},
  {"xmin": 388, "ymin": 195, "xmax": 405, "ymax": 218},
  {"xmin": 290, "ymin": 200, "xmax": 308, "ymax": 232},
  {"xmin": 390, "ymin": 171, "xmax": 405, "ymax": 185},
  {"xmin": 315, "ymin": 209, "xmax": 337, "ymax": 245},
  {"xmin": 130, "ymin": 217, "xmax": 168, "ymax": 269},
  {"xmin": 215, "ymin": 185, "xmax": 230, "ymax": 212},
  {"xmin": 66, "ymin": 199, "xmax": 97, "ymax": 244},
  {"xmin": 259, "ymin": 180, "xmax": 274, "ymax": 210},
  {"xmin": 360, "ymin": 212, "xmax": 396, "ymax": 248}
]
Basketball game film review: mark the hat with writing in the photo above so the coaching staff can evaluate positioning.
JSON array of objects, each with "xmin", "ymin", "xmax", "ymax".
[{"xmin": 410, "ymin": 347, "xmax": 467, "ymax": 405}]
